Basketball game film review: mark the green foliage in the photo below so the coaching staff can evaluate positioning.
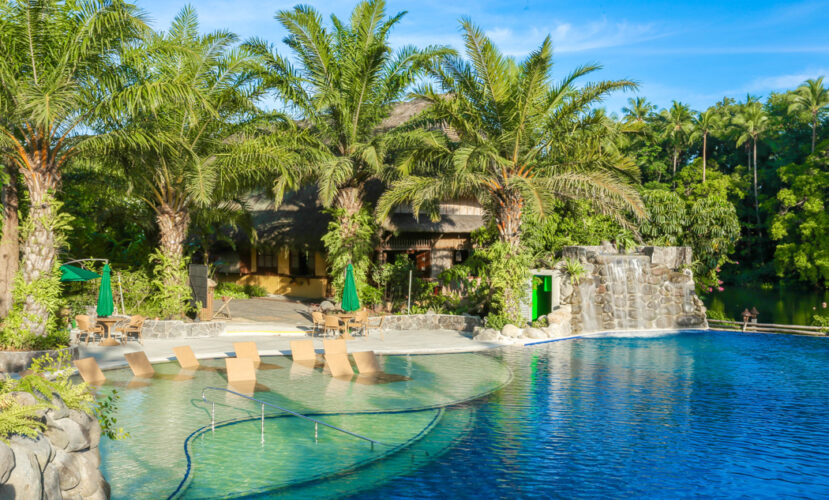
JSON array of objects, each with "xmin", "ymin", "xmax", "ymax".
[
  {"xmin": 0, "ymin": 396, "xmax": 45, "ymax": 442},
  {"xmin": 706, "ymin": 309, "xmax": 734, "ymax": 322},
  {"xmin": 243, "ymin": 284, "xmax": 268, "ymax": 298},
  {"xmin": 479, "ymin": 242, "xmax": 531, "ymax": 326},
  {"xmin": 214, "ymin": 282, "xmax": 250, "ymax": 300},
  {"xmin": 321, "ymin": 208, "xmax": 378, "ymax": 300},
  {"xmin": 148, "ymin": 250, "xmax": 193, "ymax": 319},
  {"xmin": 93, "ymin": 390, "xmax": 129, "ymax": 441},
  {"xmin": 16, "ymin": 351, "xmax": 93, "ymax": 412},
  {"xmin": 484, "ymin": 313, "xmax": 512, "ymax": 331},
  {"xmin": 563, "ymin": 258, "xmax": 586, "ymax": 285}
]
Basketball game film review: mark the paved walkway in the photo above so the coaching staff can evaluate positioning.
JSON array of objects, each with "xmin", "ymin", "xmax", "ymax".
[
  {"xmin": 221, "ymin": 297, "xmax": 313, "ymax": 329},
  {"xmin": 79, "ymin": 329, "xmax": 505, "ymax": 371}
]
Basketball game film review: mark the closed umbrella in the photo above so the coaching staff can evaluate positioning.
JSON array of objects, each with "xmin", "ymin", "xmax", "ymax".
[
  {"xmin": 341, "ymin": 263, "xmax": 360, "ymax": 312},
  {"xmin": 96, "ymin": 264, "xmax": 114, "ymax": 317}
]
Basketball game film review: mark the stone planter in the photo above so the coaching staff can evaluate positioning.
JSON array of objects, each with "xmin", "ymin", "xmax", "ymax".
[{"xmin": 0, "ymin": 346, "xmax": 79, "ymax": 374}]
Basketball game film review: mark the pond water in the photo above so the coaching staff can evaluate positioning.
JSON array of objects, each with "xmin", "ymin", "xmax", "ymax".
[{"xmin": 703, "ymin": 286, "xmax": 829, "ymax": 325}]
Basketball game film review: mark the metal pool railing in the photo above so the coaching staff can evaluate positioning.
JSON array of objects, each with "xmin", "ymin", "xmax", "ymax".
[{"xmin": 200, "ymin": 386, "xmax": 388, "ymax": 450}]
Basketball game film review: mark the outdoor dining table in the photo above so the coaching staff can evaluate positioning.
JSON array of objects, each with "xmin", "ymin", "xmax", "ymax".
[
  {"xmin": 335, "ymin": 313, "xmax": 356, "ymax": 340},
  {"xmin": 95, "ymin": 316, "xmax": 122, "ymax": 346}
]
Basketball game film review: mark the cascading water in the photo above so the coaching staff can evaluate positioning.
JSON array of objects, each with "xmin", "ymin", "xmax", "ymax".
[{"xmin": 577, "ymin": 256, "xmax": 652, "ymax": 333}]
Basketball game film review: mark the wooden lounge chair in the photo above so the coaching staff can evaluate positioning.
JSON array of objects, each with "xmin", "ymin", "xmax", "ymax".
[
  {"xmin": 323, "ymin": 315, "xmax": 346, "ymax": 338},
  {"xmin": 290, "ymin": 340, "xmax": 317, "ymax": 362},
  {"xmin": 124, "ymin": 351, "xmax": 155, "ymax": 378},
  {"xmin": 346, "ymin": 310, "xmax": 370, "ymax": 337},
  {"xmin": 75, "ymin": 315, "xmax": 104, "ymax": 345},
  {"xmin": 324, "ymin": 353, "xmax": 354, "ymax": 378},
  {"xmin": 74, "ymin": 357, "xmax": 106, "ymax": 385},
  {"xmin": 311, "ymin": 311, "xmax": 325, "ymax": 336},
  {"xmin": 116, "ymin": 315, "xmax": 145, "ymax": 345},
  {"xmin": 173, "ymin": 346, "xmax": 200, "ymax": 369},
  {"xmin": 233, "ymin": 341, "xmax": 281, "ymax": 370},
  {"xmin": 323, "ymin": 338, "xmax": 347, "ymax": 356},
  {"xmin": 225, "ymin": 357, "xmax": 257, "ymax": 394},
  {"xmin": 352, "ymin": 351, "xmax": 382, "ymax": 374}
]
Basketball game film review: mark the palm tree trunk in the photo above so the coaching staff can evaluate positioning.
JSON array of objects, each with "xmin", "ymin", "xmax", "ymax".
[
  {"xmin": 334, "ymin": 187, "xmax": 364, "ymax": 239},
  {"xmin": 672, "ymin": 149, "xmax": 678, "ymax": 178},
  {"xmin": 0, "ymin": 172, "xmax": 19, "ymax": 318},
  {"xmin": 495, "ymin": 190, "xmax": 523, "ymax": 252},
  {"xmin": 702, "ymin": 133, "xmax": 707, "ymax": 183},
  {"xmin": 156, "ymin": 203, "xmax": 190, "ymax": 289},
  {"xmin": 18, "ymin": 162, "xmax": 61, "ymax": 337},
  {"xmin": 811, "ymin": 117, "xmax": 817, "ymax": 154},
  {"xmin": 753, "ymin": 139, "xmax": 760, "ymax": 226}
]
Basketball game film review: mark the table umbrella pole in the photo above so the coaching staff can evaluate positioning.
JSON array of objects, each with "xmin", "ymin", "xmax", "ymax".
[{"xmin": 117, "ymin": 272, "xmax": 126, "ymax": 316}]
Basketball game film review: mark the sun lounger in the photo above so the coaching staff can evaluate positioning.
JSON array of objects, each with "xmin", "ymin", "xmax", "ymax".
[
  {"xmin": 290, "ymin": 340, "xmax": 317, "ymax": 362},
  {"xmin": 124, "ymin": 351, "xmax": 155, "ymax": 377},
  {"xmin": 352, "ymin": 351, "xmax": 382, "ymax": 374},
  {"xmin": 323, "ymin": 338, "xmax": 347, "ymax": 356},
  {"xmin": 74, "ymin": 357, "xmax": 106, "ymax": 385},
  {"xmin": 173, "ymin": 346, "xmax": 200, "ymax": 369},
  {"xmin": 233, "ymin": 341, "xmax": 281, "ymax": 370},
  {"xmin": 225, "ymin": 357, "xmax": 258, "ymax": 394},
  {"xmin": 324, "ymin": 353, "xmax": 354, "ymax": 378}
]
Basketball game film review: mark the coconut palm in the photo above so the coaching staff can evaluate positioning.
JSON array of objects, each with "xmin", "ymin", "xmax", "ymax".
[
  {"xmin": 0, "ymin": 0, "xmax": 148, "ymax": 336},
  {"xmin": 622, "ymin": 96, "xmax": 656, "ymax": 124},
  {"xmin": 244, "ymin": 0, "xmax": 452, "ymax": 290},
  {"xmin": 692, "ymin": 109, "xmax": 722, "ymax": 183},
  {"xmin": 659, "ymin": 101, "xmax": 694, "ymax": 180},
  {"xmin": 734, "ymin": 103, "xmax": 769, "ymax": 226},
  {"xmin": 788, "ymin": 77, "xmax": 828, "ymax": 153},
  {"xmin": 99, "ymin": 7, "xmax": 304, "ymax": 306},
  {"xmin": 376, "ymin": 20, "xmax": 644, "ymax": 318}
]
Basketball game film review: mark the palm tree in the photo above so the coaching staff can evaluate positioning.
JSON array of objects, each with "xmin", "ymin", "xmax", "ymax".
[
  {"xmin": 660, "ymin": 101, "xmax": 694, "ymax": 180},
  {"xmin": 101, "ymin": 8, "xmax": 303, "ymax": 306},
  {"xmin": 734, "ymin": 103, "xmax": 769, "ymax": 226},
  {"xmin": 0, "ymin": 0, "xmax": 147, "ymax": 337},
  {"xmin": 692, "ymin": 109, "xmax": 722, "ymax": 183},
  {"xmin": 245, "ymin": 0, "xmax": 452, "ymax": 291},
  {"xmin": 622, "ymin": 97, "xmax": 655, "ymax": 124},
  {"xmin": 788, "ymin": 77, "xmax": 828, "ymax": 153},
  {"xmin": 377, "ymin": 20, "xmax": 644, "ymax": 319}
]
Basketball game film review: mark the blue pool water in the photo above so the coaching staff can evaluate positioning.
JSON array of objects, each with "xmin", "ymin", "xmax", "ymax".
[{"xmin": 354, "ymin": 331, "xmax": 829, "ymax": 498}]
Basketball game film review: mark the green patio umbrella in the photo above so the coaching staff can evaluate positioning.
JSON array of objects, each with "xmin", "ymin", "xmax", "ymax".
[
  {"xmin": 60, "ymin": 264, "xmax": 100, "ymax": 282},
  {"xmin": 96, "ymin": 264, "xmax": 114, "ymax": 317},
  {"xmin": 341, "ymin": 263, "xmax": 360, "ymax": 312}
]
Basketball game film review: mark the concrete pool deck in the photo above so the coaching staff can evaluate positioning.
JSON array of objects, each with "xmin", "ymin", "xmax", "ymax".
[{"xmin": 78, "ymin": 329, "xmax": 506, "ymax": 371}]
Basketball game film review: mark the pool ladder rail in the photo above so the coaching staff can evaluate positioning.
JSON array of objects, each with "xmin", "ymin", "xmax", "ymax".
[{"xmin": 201, "ymin": 386, "xmax": 388, "ymax": 450}]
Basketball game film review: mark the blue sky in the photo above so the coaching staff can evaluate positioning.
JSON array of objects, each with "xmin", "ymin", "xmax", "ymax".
[{"xmin": 136, "ymin": 0, "xmax": 829, "ymax": 114}]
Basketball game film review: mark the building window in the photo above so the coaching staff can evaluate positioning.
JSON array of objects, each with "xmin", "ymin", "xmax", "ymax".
[
  {"xmin": 290, "ymin": 249, "xmax": 314, "ymax": 276},
  {"xmin": 257, "ymin": 250, "xmax": 278, "ymax": 270}
]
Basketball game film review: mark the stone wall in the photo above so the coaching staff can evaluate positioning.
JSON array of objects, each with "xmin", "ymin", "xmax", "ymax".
[
  {"xmin": 142, "ymin": 320, "xmax": 226, "ymax": 339},
  {"xmin": 379, "ymin": 313, "xmax": 482, "ymax": 332},
  {"xmin": 473, "ymin": 305, "xmax": 573, "ymax": 344},
  {"xmin": 0, "ymin": 392, "xmax": 108, "ymax": 499},
  {"xmin": 0, "ymin": 346, "xmax": 79, "ymax": 374},
  {"xmin": 563, "ymin": 246, "xmax": 707, "ymax": 333}
]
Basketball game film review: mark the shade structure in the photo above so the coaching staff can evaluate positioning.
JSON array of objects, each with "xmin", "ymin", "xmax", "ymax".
[
  {"xmin": 60, "ymin": 265, "xmax": 100, "ymax": 282},
  {"xmin": 341, "ymin": 263, "xmax": 360, "ymax": 312},
  {"xmin": 96, "ymin": 264, "xmax": 114, "ymax": 317}
]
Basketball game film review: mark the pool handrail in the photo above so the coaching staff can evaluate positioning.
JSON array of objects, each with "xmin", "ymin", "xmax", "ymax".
[{"xmin": 201, "ymin": 386, "xmax": 388, "ymax": 450}]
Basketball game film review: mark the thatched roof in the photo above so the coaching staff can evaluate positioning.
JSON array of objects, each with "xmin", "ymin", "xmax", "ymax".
[
  {"xmin": 383, "ymin": 213, "xmax": 484, "ymax": 233},
  {"xmin": 247, "ymin": 186, "xmax": 331, "ymax": 250}
]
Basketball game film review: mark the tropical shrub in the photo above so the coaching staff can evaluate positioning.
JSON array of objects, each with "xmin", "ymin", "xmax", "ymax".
[
  {"xmin": 321, "ymin": 208, "xmax": 378, "ymax": 299},
  {"xmin": 215, "ymin": 282, "xmax": 249, "ymax": 300},
  {"xmin": 243, "ymin": 284, "xmax": 268, "ymax": 298}
]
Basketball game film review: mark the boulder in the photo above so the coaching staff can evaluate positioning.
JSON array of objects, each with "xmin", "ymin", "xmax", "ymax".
[
  {"xmin": 473, "ymin": 328, "xmax": 499, "ymax": 342},
  {"xmin": 523, "ymin": 327, "xmax": 547, "ymax": 340},
  {"xmin": 319, "ymin": 300, "xmax": 335, "ymax": 312},
  {"xmin": 501, "ymin": 324, "xmax": 523, "ymax": 338},
  {"xmin": 0, "ymin": 442, "xmax": 14, "ymax": 484},
  {"xmin": 51, "ymin": 417, "xmax": 89, "ymax": 453},
  {"xmin": 3, "ymin": 444, "xmax": 42, "ymax": 499}
]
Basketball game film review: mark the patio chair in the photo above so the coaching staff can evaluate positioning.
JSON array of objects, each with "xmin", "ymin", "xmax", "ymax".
[
  {"xmin": 75, "ymin": 315, "xmax": 104, "ymax": 345},
  {"xmin": 74, "ymin": 357, "xmax": 106, "ymax": 385},
  {"xmin": 311, "ymin": 311, "xmax": 325, "ymax": 336},
  {"xmin": 124, "ymin": 351, "xmax": 155, "ymax": 378},
  {"xmin": 116, "ymin": 315, "xmax": 145, "ymax": 345},
  {"xmin": 323, "ymin": 315, "xmax": 346, "ymax": 338},
  {"xmin": 173, "ymin": 346, "xmax": 200, "ymax": 369},
  {"xmin": 346, "ymin": 309, "xmax": 370, "ymax": 336}
]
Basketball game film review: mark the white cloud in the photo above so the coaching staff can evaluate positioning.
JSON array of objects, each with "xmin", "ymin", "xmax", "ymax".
[{"xmin": 746, "ymin": 69, "xmax": 829, "ymax": 92}]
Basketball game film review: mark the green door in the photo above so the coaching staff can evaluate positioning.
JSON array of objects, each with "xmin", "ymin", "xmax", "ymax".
[{"xmin": 532, "ymin": 275, "xmax": 553, "ymax": 321}]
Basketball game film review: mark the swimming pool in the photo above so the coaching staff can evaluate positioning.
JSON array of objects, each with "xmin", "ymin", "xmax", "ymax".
[{"xmin": 99, "ymin": 330, "xmax": 829, "ymax": 498}]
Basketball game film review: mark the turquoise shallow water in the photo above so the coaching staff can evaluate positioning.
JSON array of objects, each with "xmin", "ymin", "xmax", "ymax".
[{"xmin": 96, "ymin": 352, "xmax": 512, "ymax": 499}]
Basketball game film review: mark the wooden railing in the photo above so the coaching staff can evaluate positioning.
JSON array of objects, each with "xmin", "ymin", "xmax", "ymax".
[{"xmin": 708, "ymin": 318, "xmax": 827, "ymax": 336}]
